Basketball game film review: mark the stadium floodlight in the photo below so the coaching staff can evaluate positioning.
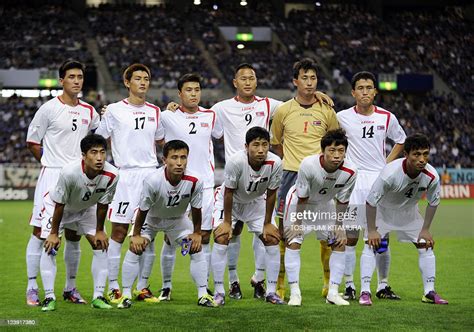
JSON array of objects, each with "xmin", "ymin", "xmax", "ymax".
[
  {"xmin": 213, "ymin": 4, "xmax": 218, "ymax": 10},
  {"xmin": 237, "ymin": 44, "xmax": 245, "ymax": 49},
  {"xmin": 193, "ymin": 0, "xmax": 201, "ymax": 5},
  {"xmin": 240, "ymin": 0, "xmax": 248, "ymax": 6},
  {"xmin": 315, "ymin": 2, "xmax": 321, "ymax": 6}
]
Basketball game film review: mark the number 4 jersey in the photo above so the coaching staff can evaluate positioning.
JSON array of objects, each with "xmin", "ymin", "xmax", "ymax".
[{"xmin": 337, "ymin": 106, "xmax": 406, "ymax": 172}]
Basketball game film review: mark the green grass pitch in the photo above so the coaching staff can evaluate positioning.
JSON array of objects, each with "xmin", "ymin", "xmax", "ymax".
[{"xmin": 0, "ymin": 200, "xmax": 473, "ymax": 330}]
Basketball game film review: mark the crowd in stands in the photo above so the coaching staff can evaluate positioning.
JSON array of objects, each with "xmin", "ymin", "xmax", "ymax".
[{"xmin": 0, "ymin": 5, "xmax": 93, "ymax": 71}]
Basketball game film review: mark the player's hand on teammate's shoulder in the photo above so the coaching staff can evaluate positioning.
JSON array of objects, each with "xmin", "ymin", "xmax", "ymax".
[
  {"xmin": 188, "ymin": 233, "xmax": 202, "ymax": 254},
  {"xmin": 94, "ymin": 230, "xmax": 109, "ymax": 251},
  {"xmin": 44, "ymin": 233, "xmax": 61, "ymax": 254},
  {"xmin": 263, "ymin": 223, "xmax": 280, "ymax": 242},
  {"xmin": 418, "ymin": 229, "xmax": 435, "ymax": 249},
  {"xmin": 130, "ymin": 235, "xmax": 147, "ymax": 255},
  {"xmin": 368, "ymin": 230, "xmax": 381, "ymax": 248},
  {"xmin": 166, "ymin": 102, "xmax": 180, "ymax": 112},
  {"xmin": 214, "ymin": 222, "xmax": 232, "ymax": 241},
  {"xmin": 315, "ymin": 91, "xmax": 335, "ymax": 107}
]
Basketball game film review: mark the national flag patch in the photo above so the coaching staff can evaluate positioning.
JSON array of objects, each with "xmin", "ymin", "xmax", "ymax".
[
  {"xmin": 82, "ymin": 119, "xmax": 89, "ymax": 125},
  {"xmin": 377, "ymin": 125, "xmax": 385, "ymax": 130},
  {"xmin": 201, "ymin": 122, "xmax": 209, "ymax": 128},
  {"xmin": 256, "ymin": 111, "xmax": 265, "ymax": 117},
  {"xmin": 148, "ymin": 117, "xmax": 155, "ymax": 122},
  {"xmin": 313, "ymin": 120, "xmax": 321, "ymax": 125}
]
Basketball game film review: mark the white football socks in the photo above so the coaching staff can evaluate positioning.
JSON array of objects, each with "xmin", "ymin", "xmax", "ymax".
[
  {"xmin": 376, "ymin": 246, "xmax": 391, "ymax": 291},
  {"xmin": 137, "ymin": 240, "xmax": 156, "ymax": 291},
  {"xmin": 284, "ymin": 247, "xmax": 301, "ymax": 295},
  {"xmin": 253, "ymin": 235, "xmax": 266, "ymax": 282},
  {"xmin": 227, "ymin": 235, "xmax": 240, "ymax": 283},
  {"xmin": 418, "ymin": 248, "xmax": 436, "ymax": 295},
  {"xmin": 360, "ymin": 244, "xmax": 376, "ymax": 293},
  {"xmin": 328, "ymin": 251, "xmax": 345, "ymax": 297},
  {"xmin": 40, "ymin": 250, "xmax": 56, "ymax": 300},
  {"xmin": 64, "ymin": 240, "xmax": 81, "ymax": 291},
  {"xmin": 26, "ymin": 234, "xmax": 43, "ymax": 291},
  {"xmin": 122, "ymin": 249, "xmax": 141, "ymax": 298},
  {"xmin": 190, "ymin": 251, "xmax": 208, "ymax": 298},
  {"xmin": 92, "ymin": 250, "xmax": 108, "ymax": 299},
  {"xmin": 265, "ymin": 245, "xmax": 280, "ymax": 294},
  {"xmin": 107, "ymin": 239, "xmax": 122, "ymax": 291},
  {"xmin": 344, "ymin": 245, "xmax": 356, "ymax": 289},
  {"xmin": 160, "ymin": 241, "xmax": 176, "ymax": 289},
  {"xmin": 211, "ymin": 243, "xmax": 228, "ymax": 295}
]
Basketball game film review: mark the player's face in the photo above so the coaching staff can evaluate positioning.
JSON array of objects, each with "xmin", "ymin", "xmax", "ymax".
[
  {"xmin": 405, "ymin": 148, "xmax": 430, "ymax": 172},
  {"xmin": 125, "ymin": 70, "xmax": 150, "ymax": 96},
  {"xmin": 60, "ymin": 68, "xmax": 84, "ymax": 96},
  {"xmin": 233, "ymin": 68, "xmax": 257, "ymax": 98},
  {"xmin": 83, "ymin": 146, "xmax": 106, "ymax": 173},
  {"xmin": 179, "ymin": 82, "xmax": 201, "ymax": 109},
  {"xmin": 246, "ymin": 137, "xmax": 269, "ymax": 164},
  {"xmin": 164, "ymin": 149, "xmax": 188, "ymax": 176},
  {"xmin": 323, "ymin": 143, "xmax": 346, "ymax": 169},
  {"xmin": 351, "ymin": 79, "xmax": 377, "ymax": 107},
  {"xmin": 293, "ymin": 69, "xmax": 317, "ymax": 98}
]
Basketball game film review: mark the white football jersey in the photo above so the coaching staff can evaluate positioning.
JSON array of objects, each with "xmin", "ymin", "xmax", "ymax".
[
  {"xmin": 139, "ymin": 167, "xmax": 203, "ymax": 219},
  {"xmin": 161, "ymin": 107, "xmax": 222, "ymax": 189},
  {"xmin": 95, "ymin": 99, "xmax": 164, "ymax": 168},
  {"xmin": 213, "ymin": 96, "xmax": 282, "ymax": 161},
  {"xmin": 49, "ymin": 159, "xmax": 119, "ymax": 213},
  {"xmin": 293, "ymin": 154, "xmax": 357, "ymax": 205},
  {"xmin": 337, "ymin": 106, "xmax": 406, "ymax": 172},
  {"xmin": 26, "ymin": 96, "xmax": 100, "ymax": 167},
  {"xmin": 366, "ymin": 158, "xmax": 441, "ymax": 209},
  {"xmin": 223, "ymin": 150, "xmax": 283, "ymax": 204}
]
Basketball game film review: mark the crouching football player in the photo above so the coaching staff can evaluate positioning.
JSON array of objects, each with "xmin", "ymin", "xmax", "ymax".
[
  {"xmin": 211, "ymin": 127, "xmax": 284, "ymax": 306},
  {"xmin": 120, "ymin": 140, "xmax": 216, "ymax": 308},
  {"xmin": 41, "ymin": 134, "xmax": 119, "ymax": 311},
  {"xmin": 284, "ymin": 129, "xmax": 357, "ymax": 306},
  {"xmin": 360, "ymin": 133, "xmax": 448, "ymax": 305}
]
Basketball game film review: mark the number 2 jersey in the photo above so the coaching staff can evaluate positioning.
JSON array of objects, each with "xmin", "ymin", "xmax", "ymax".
[
  {"xmin": 161, "ymin": 107, "xmax": 222, "ymax": 189},
  {"xmin": 139, "ymin": 167, "xmax": 203, "ymax": 219},
  {"xmin": 337, "ymin": 106, "xmax": 406, "ymax": 173},
  {"xmin": 95, "ymin": 99, "xmax": 164, "ymax": 168},
  {"xmin": 219, "ymin": 150, "xmax": 283, "ymax": 204},
  {"xmin": 48, "ymin": 159, "xmax": 119, "ymax": 214},
  {"xmin": 26, "ymin": 96, "xmax": 100, "ymax": 167}
]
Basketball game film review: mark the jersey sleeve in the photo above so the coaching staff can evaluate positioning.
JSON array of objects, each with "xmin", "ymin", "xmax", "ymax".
[
  {"xmin": 295, "ymin": 159, "xmax": 311, "ymax": 198},
  {"xmin": 95, "ymin": 109, "xmax": 113, "ymax": 139},
  {"xmin": 190, "ymin": 179, "xmax": 203, "ymax": 209},
  {"xmin": 270, "ymin": 105, "xmax": 284, "ymax": 145},
  {"xmin": 90, "ymin": 108, "xmax": 100, "ymax": 130},
  {"xmin": 426, "ymin": 175, "xmax": 441, "ymax": 207},
  {"xmin": 326, "ymin": 107, "xmax": 340, "ymax": 131},
  {"xmin": 336, "ymin": 171, "xmax": 357, "ymax": 204},
  {"xmin": 98, "ymin": 174, "xmax": 119, "ymax": 205},
  {"xmin": 366, "ymin": 175, "xmax": 390, "ymax": 207},
  {"xmin": 268, "ymin": 159, "xmax": 283, "ymax": 190},
  {"xmin": 49, "ymin": 171, "xmax": 70, "ymax": 204},
  {"xmin": 224, "ymin": 157, "xmax": 241, "ymax": 189},
  {"xmin": 268, "ymin": 98, "xmax": 283, "ymax": 119},
  {"xmin": 212, "ymin": 115, "xmax": 224, "ymax": 139},
  {"xmin": 387, "ymin": 115, "xmax": 406, "ymax": 144},
  {"xmin": 26, "ymin": 105, "xmax": 49, "ymax": 144},
  {"xmin": 138, "ymin": 177, "xmax": 157, "ymax": 211},
  {"xmin": 155, "ymin": 111, "xmax": 165, "ymax": 141}
]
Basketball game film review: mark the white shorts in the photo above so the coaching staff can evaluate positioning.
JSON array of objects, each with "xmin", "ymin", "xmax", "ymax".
[
  {"xmin": 364, "ymin": 205, "xmax": 424, "ymax": 243},
  {"xmin": 140, "ymin": 215, "xmax": 194, "ymax": 246},
  {"xmin": 283, "ymin": 194, "xmax": 334, "ymax": 245},
  {"xmin": 40, "ymin": 194, "xmax": 97, "ymax": 239},
  {"xmin": 212, "ymin": 187, "xmax": 273, "ymax": 234},
  {"xmin": 30, "ymin": 167, "xmax": 61, "ymax": 227},
  {"xmin": 347, "ymin": 170, "xmax": 379, "ymax": 228},
  {"xmin": 108, "ymin": 167, "xmax": 157, "ymax": 224}
]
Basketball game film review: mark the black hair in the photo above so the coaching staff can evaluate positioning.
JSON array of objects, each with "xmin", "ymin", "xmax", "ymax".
[
  {"xmin": 163, "ymin": 140, "xmax": 189, "ymax": 157},
  {"xmin": 245, "ymin": 126, "xmax": 270, "ymax": 145},
  {"xmin": 234, "ymin": 63, "xmax": 255, "ymax": 76},
  {"xmin": 80, "ymin": 134, "xmax": 107, "ymax": 154},
  {"xmin": 293, "ymin": 58, "xmax": 318, "ymax": 79},
  {"xmin": 351, "ymin": 71, "xmax": 377, "ymax": 90},
  {"xmin": 404, "ymin": 133, "xmax": 430, "ymax": 154},
  {"xmin": 177, "ymin": 73, "xmax": 201, "ymax": 91},
  {"xmin": 58, "ymin": 60, "xmax": 85, "ymax": 79},
  {"xmin": 321, "ymin": 129, "xmax": 348, "ymax": 151},
  {"xmin": 123, "ymin": 63, "xmax": 151, "ymax": 82}
]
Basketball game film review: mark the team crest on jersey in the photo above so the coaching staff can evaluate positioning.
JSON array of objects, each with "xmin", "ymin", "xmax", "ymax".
[
  {"xmin": 201, "ymin": 122, "xmax": 209, "ymax": 128},
  {"xmin": 82, "ymin": 119, "xmax": 89, "ymax": 125},
  {"xmin": 148, "ymin": 117, "xmax": 155, "ymax": 122},
  {"xmin": 313, "ymin": 120, "xmax": 322, "ymax": 126},
  {"xmin": 256, "ymin": 111, "xmax": 265, "ymax": 117},
  {"xmin": 377, "ymin": 125, "xmax": 385, "ymax": 130}
]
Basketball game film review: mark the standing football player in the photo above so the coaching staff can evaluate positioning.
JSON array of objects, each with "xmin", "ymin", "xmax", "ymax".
[
  {"xmin": 41, "ymin": 134, "xmax": 119, "ymax": 311},
  {"xmin": 337, "ymin": 71, "xmax": 406, "ymax": 301},
  {"xmin": 26, "ymin": 60, "xmax": 100, "ymax": 306},
  {"xmin": 361, "ymin": 133, "xmax": 447, "ymax": 305}
]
